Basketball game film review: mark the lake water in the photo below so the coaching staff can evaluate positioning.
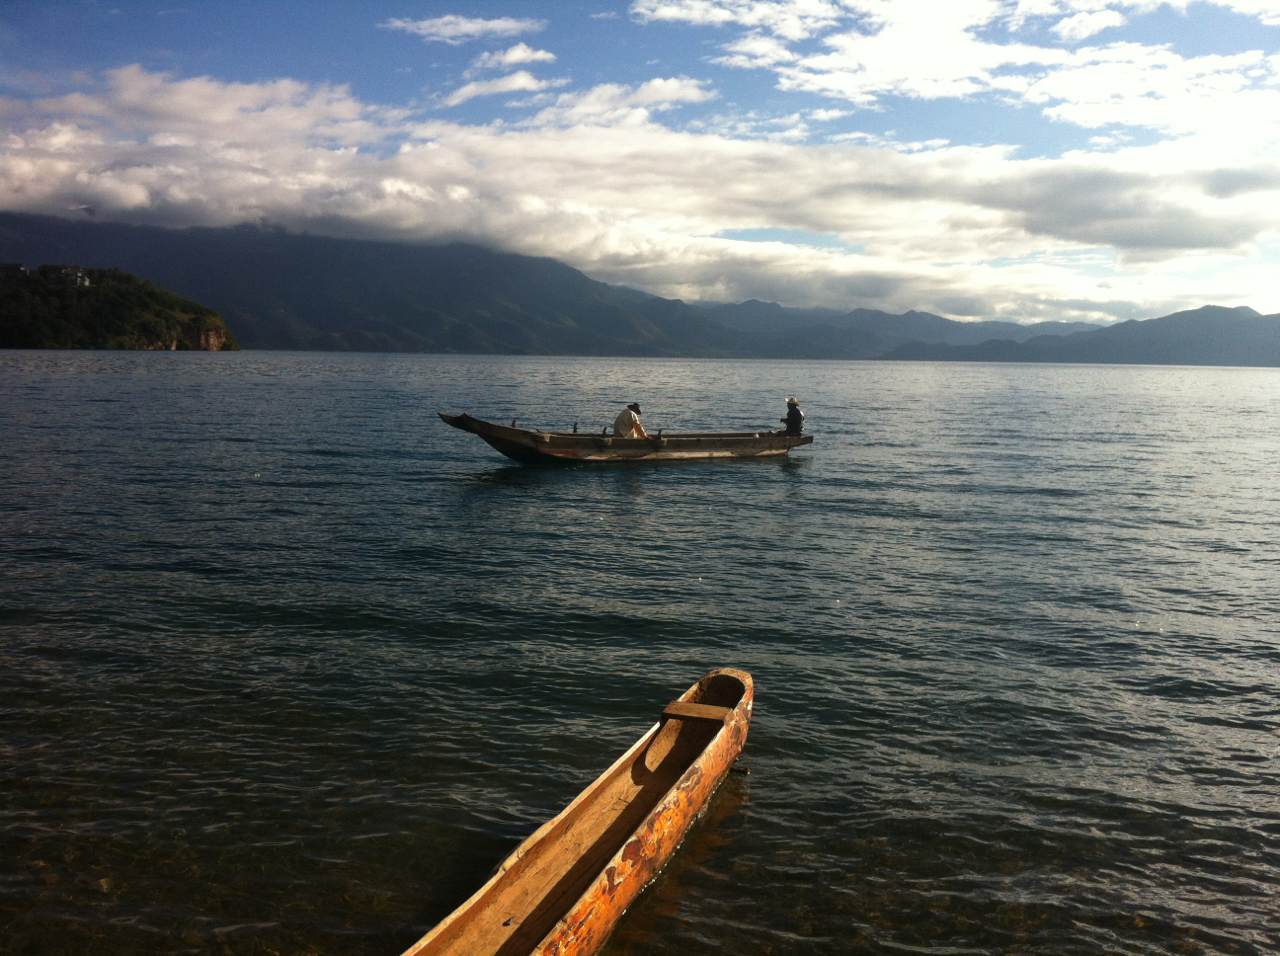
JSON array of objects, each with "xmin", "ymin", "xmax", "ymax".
[{"xmin": 2, "ymin": 351, "xmax": 1278, "ymax": 955}]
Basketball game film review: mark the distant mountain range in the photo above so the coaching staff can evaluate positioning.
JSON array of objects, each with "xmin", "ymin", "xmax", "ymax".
[
  {"xmin": 888, "ymin": 305, "xmax": 1280, "ymax": 366},
  {"xmin": 2, "ymin": 212, "xmax": 1276, "ymax": 365},
  {"xmin": 705, "ymin": 300, "xmax": 1101, "ymax": 356}
]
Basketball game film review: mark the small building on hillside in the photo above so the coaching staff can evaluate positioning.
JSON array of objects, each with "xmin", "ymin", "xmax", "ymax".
[{"xmin": 35, "ymin": 264, "xmax": 92, "ymax": 287}]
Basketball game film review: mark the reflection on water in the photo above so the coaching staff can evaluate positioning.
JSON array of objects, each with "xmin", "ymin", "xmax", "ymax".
[{"xmin": 1, "ymin": 351, "xmax": 1278, "ymax": 954}]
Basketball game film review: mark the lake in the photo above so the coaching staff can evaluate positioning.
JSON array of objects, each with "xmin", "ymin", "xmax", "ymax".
[{"xmin": 2, "ymin": 351, "xmax": 1278, "ymax": 954}]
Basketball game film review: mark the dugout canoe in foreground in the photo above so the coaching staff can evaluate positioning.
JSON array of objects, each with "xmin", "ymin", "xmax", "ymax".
[
  {"xmin": 400, "ymin": 667, "xmax": 754, "ymax": 956},
  {"xmin": 439, "ymin": 412, "xmax": 812, "ymax": 464}
]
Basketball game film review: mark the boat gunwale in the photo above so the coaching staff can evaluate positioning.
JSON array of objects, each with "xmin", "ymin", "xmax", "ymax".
[{"xmin": 401, "ymin": 667, "xmax": 753, "ymax": 956}]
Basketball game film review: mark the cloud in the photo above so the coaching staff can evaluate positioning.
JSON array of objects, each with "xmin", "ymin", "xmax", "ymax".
[
  {"xmin": 1201, "ymin": 166, "xmax": 1280, "ymax": 199},
  {"xmin": 651, "ymin": 0, "xmax": 1280, "ymax": 156},
  {"xmin": 713, "ymin": 32, "xmax": 798, "ymax": 69},
  {"xmin": 630, "ymin": 0, "xmax": 847, "ymax": 41},
  {"xmin": 688, "ymin": 107, "xmax": 814, "ymax": 140},
  {"xmin": 523, "ymin": 76, "xmax": 716, "ymax": 127},
  {"xmin": 443, "ymin": 71, "xmax": 566, "ymax": 108},
  {"xmin": 470, "ymin": 43, "xmax": 556, "ymax": 71},
  {"xmin": 3, "ymin": 65, "xmax": 1279, "ymax": 321},
  {"xmin": 1052, "ymin": 9, "xmax": 1126, "ymax": 41},
  {"xmin": 964, "ymin": 161, "xmax": 1269, "ymax": 252},
  {"xmin": 826, "ymin": 129, "xmax": 951, "ymax": 151},
  {"xmin": 380, "ymin": 14, "xmax": 545, "ymax": 45},
  {"xmin": 1024, "ymin": 45, "xmax": 1278, "ymax": 135},
  {"xmin": 1144, "ymin": 0, "xmax": 1280, "ymax": 26},
  {"xmin": 1219, "ymin": 0, "xmax": 1280, "ymax": 25},
  {"xmin": 29, "ymin": 64, "xmax": 405, "ymax": 146},
  {"xmin": 698, "ymin": 2, "xmax": 1071, "ymax": 105}
]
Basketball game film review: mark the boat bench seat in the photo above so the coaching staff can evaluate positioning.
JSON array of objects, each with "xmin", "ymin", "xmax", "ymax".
[{"xmin": 662, "ymin": 701, "xmax": 733, "ymax": 722}]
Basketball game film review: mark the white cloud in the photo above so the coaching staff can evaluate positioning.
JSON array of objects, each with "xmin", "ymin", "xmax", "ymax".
[
  {"xmin": 524, "ymin": 77, "xmax": 716, "ymax": 127},
  {"xmin": 1025, "ymin": 45, "xmax": 1279, "ymax": 135},
  {"xmin": 1217, "ymin": 0, "xmax": 1280, "ymax": 25},
  {"xmin": 380, "ymin": 14, "xmax": 545, "ymax": 45},
  {"xmin": 631, "ymin": 76, "xmax": 718, "ymax": 106},
  {"xmin": 1138, "ymin": 0, "xmax": 1280, "ymax": 26},
  {"xmin": 30, "ymin": 64, "xmax": 405, "ymax": 146},
  {"xmin": 4, "ymin": 65, "xmax": 1280, "ymax": 320},
  {"xmin": 691, "ymin": 108, "xmax": 816, "ymax": 140},
  {"xmin": 827, "ymin": 129, "xmax": 952, "ymax": 151},
  {"xmin": 630, "ymin": 0, "xmax": 848, "ymax": 41},
  {"xmin": 443, "ymin": 71, "xmax": 565, "ymax": 108},
  {"xmin": 654, "ymin": 0, "xmax": 1280, "ymax": 157},
  {"xmin": 777, "ymin": 12, "xmax": 1065, "ymax": 104},
  {"xmin": 470, "ymin": 43, "xmax": 557, "ymax": 71},
  {"xmin": 1052, "ymin": 9, "xmax": 1127, "ymax": 41},
  {"xmin": 688, "ymin": 1, "xmax": 1073, "ymax": 105},
  {"xmin": 713, "ymin": 32, "xmax": 799, "ymax": 69}
]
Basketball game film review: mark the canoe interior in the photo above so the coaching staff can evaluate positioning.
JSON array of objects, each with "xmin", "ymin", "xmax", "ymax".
[{"xmin": 406, "ymin": 671, "xmax": 749, "ymax": 956}]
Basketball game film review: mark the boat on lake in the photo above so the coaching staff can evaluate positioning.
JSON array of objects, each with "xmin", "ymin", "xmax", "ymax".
[
  {"xmin": 440, "ymin": 412, "xmax": 812, "ymax": 464},
  {"xmin": 400, "ymin": 667, "xmax": 754, "ymax": 956}
]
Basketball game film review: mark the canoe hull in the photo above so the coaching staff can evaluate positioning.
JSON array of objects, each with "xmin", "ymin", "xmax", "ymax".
[
  {"xmin": 536, "ymin": 675, "xmax": 751, "ymax": 955},
  {"xmin": 440, "ymin": 412, "xmax": 811, "ymax": 464},
  {"xmin": 402, "ymin": 668, "xmax": 754, "ymax": 956}
]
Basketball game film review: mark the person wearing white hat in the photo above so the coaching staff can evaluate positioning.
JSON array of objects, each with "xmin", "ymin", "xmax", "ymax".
[
  {"xmin": 613, "ymin": 402, "xmax": 652, "ymax": 439},
  {"xmin": 780, "ymin": 396, "xmax": 804, "ymax": 436}
]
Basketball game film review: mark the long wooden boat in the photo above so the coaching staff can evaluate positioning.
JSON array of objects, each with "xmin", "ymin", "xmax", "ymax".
[
  {"xmin": 440, "ymin": 412, "xmax": 812, "ymax": 464},
  {"xmin": 401, "ymin": 668, "xmax": 754, "ymax": 956}
]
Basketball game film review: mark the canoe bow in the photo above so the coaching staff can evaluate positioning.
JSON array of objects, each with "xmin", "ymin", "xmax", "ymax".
[{"xmin": 401, "ymin": 667, "xmax": 754, "ymax": 956}]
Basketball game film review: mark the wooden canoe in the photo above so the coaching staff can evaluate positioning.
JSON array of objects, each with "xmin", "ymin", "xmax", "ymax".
[
  {"xmin": 401, "ymin": 668, "xmax": 754, "ymax": 956},
  {"xmin": 439, "ymin": 412, "xmax": 812, "ymax": 464}
]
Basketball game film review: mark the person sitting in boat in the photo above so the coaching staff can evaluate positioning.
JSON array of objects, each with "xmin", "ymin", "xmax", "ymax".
[
  {"xmin": 780, "ymin": 396, "xmax": 804, "ymax": 435},
  {"xmin": 613, "ymin": 402, "xmax": 652, "ymax": 439}
]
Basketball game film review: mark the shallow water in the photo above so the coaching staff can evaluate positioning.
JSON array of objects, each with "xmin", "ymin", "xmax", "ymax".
[{"xmin": 2, "ymin": 351, "xmax": 1278, "ymax": 954}]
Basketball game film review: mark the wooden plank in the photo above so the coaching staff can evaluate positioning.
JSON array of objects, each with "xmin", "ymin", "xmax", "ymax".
[{"xmin": 662, "ymin": 701, "xmax": 732, "ymax": 722}]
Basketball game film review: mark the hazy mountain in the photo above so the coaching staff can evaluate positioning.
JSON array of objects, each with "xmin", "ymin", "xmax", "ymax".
[
  {"xmin": 0, "ymin": 214, "xmax": 1100, "ymax": 357},
  {"xmin": 887, "ymin": 306, "xmax": 1280, "ymax": 366},
  {"xmin": 2, "ymin": 214, "xmax": 1270, "ymax": 365},
  {"xmin": 838, "ymin": 309, "xmax": 1100, "ymax": 346},
  {"xmin": 703, "ymin": 298, "xmax": 848, "ymax": 334},
  {"xmin": 710, "ymin": 301, "xmax": 1099, "ymax": 347},
  {"xmin": 0, "ymin": 213, "xmax": 736, "ymax": 355}
]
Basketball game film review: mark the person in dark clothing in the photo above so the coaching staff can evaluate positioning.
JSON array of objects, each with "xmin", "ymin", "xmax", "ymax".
[{"xmin": 781, "ymin": 396, "xmax": 804, "ymax": 435}]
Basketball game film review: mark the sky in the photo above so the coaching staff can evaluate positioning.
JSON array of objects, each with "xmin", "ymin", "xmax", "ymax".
[{"xmin": 3, "ymin": 1, "xmax": 1280, "ymax": 323}]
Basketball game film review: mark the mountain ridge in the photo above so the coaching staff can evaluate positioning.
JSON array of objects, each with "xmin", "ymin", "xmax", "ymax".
[
  {"xmin": 2, "ymin": 213, "xmax": 1274, "ymax": 365},
  {"xmin": 888, "ymin": 305, "xmax": 1280, "ymax": 366}
]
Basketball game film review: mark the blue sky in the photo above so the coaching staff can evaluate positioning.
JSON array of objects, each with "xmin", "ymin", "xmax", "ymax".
[{"xmin": 3, "ymin": 1, "xmax": 1280, "ymax": 321}]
